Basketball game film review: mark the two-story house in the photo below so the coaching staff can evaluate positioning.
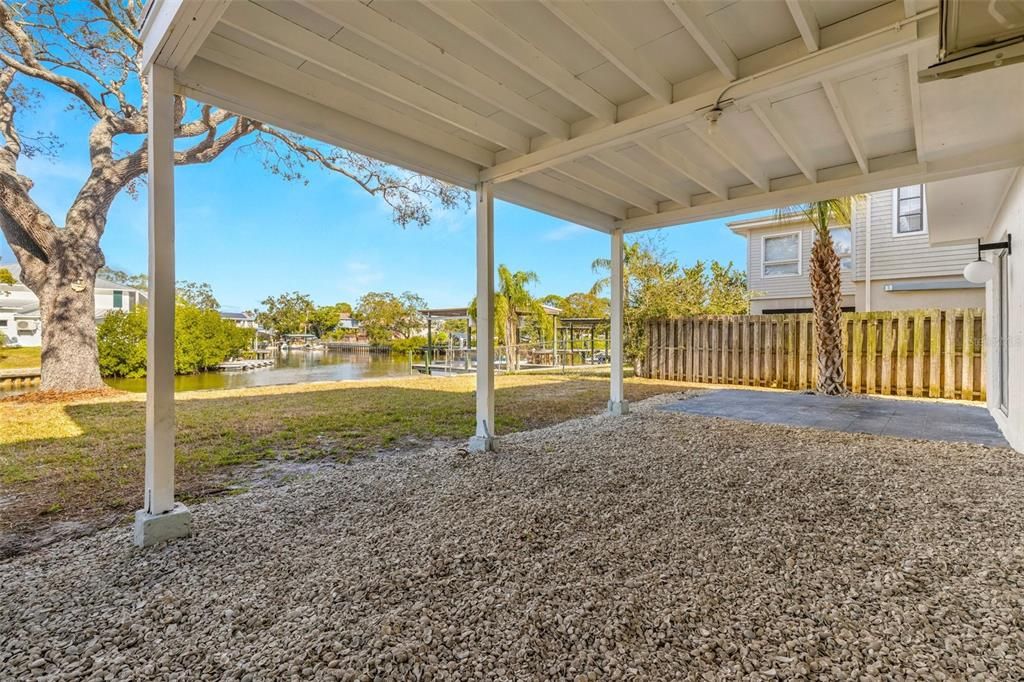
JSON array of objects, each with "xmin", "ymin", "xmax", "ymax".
[
  {"xmin": 729, "ymin": 186, "xmax": 984, "ymax": 314},
  {"xmin": 0, "ymin": 262, "xmax": 146, "ymax": 347}
]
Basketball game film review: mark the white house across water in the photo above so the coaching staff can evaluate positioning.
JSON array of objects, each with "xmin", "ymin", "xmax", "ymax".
[
  {"xmin": 0, "ymin": 262, "xmax": 145, "ymax": 348},
  {"xmin": 134, "ymin": 0, "xmax": 1024, "ymax": 546}
]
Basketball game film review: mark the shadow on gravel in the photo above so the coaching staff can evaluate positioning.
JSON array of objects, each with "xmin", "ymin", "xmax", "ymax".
[{"xmin": 0, "ymin": 377, "xmax": 682, "ymax": 560}]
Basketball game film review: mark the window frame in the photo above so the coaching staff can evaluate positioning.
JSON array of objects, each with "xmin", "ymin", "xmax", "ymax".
[
  {"xmin": 824, "ymin": 225, "xmax": 854, "ymax": 272},
  {"xmin": 891, "ymin": 185, "xmax": 928, "ymax": 237},
  {"xmin": 761, "ymin": 230, "xmax": 802, "ymax": 279},
  {"xmin": 112, "ymin": 290, "xmax": 123, "ymax": 309}
]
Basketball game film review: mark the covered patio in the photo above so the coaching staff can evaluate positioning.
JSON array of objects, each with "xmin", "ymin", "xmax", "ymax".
[
  {"xmin": 134, "ymin": 0, "xmax": 1024, "ymax": 546},
  {"xmin": 4, "ymin": 393, "xmax": 1023, "ymax": 678}
]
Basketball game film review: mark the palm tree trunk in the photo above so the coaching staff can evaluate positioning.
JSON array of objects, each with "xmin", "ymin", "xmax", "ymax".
[{"xmin": 810, "ymin": 227, "xmax": 846, "ymax": 395}]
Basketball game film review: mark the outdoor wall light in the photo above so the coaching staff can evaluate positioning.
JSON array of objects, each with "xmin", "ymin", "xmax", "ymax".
[
  {"xmin": 963, "ymin": 234, "xmax": 1011, "ymax": 284},
  {"xmin": 705, "ymin": 106, "xmax": 723, "ymax": 136}
]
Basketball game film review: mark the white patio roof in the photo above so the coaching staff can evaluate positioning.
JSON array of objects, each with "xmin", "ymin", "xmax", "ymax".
[{"xmin": 141, "ymin": 0, "xmax": 1024, "ymax": 233}]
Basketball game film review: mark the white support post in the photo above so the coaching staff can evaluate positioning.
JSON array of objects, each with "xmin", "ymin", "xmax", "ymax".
[
  {"xmin": 609, "ymin": 227, "xmax": 629, "ymax": 415},
  {"xmin": 469, "ymin": 182, "xmax": 495, "ymax": 452},
  {"xmin": 134, "ymin": 63, "xmax": 191, "ymax": 547}
]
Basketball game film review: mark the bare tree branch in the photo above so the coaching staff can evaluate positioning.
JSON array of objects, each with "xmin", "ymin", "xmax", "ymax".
[{"xmin": 0, "ymin": 2, "xmax": 112, "ymax": 120}]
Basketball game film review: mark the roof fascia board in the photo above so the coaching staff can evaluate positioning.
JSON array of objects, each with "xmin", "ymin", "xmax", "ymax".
[{"xmin": 620, "ymin": 143, "xmax": 1024, "ymax": 232}]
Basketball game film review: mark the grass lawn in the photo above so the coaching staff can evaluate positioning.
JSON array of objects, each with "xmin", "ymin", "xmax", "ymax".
[
  {"xmin": 0, "ymin": 347, "xmax": 41, "ymax": 371},
  {"xmin": 0, "ymin": 373, "xmax": 681, "ymax": 556}
]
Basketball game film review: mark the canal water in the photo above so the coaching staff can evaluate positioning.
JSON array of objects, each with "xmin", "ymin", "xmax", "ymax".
[
  {"xmin": 2, "ymin": 350, "xmax": 416, "ymax": 397},
  {"xmin": 105, "ymin": 350, "xmax": 415, "ymax": 393}
]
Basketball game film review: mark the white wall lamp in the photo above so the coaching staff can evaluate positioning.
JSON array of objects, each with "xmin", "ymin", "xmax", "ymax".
[
  {"xmin": 705, "ymin": 106, "xmax": 723, "ymax": 136},
  {"xmin": 963, "ymin": 234, "xmax": 1012, "ymax": 284}
]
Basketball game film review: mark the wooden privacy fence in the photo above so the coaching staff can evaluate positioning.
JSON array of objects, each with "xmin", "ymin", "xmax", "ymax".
[{"xmin": 644, "ymin": 309, "xmax": 986, "ymax": 401}]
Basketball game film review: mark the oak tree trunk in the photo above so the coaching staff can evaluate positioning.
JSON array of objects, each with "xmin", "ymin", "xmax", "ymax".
[
  {"xmin": 809, "ymin": 227, "xmax": 846, "ymax": 395},
  {"xmin": 35, "ymin": 256, "xmax": 105, "ymax": 392}
]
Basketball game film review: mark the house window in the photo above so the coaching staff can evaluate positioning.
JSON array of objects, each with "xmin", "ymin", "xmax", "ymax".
[
  {"xmin": 827, "ymin": 227, "xmax": 853, "ymax": 271},
  {"xmin": 894, "ymin": 185, "xmax": 925, "ymax": 235},
  {"xmin": 0, "ymin": 319, "xmax": 6, "ymax": 327},
  {"xmin": 762, "ymin": 232, "xmax": 801, "ymax": 277},
  {"xmin": 112, "ymin": 290, "xmax": 123, "ymax": 309}
]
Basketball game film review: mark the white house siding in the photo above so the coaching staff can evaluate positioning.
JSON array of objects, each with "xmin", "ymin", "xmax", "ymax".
[
  {"xmin": 738, "ymin": 189, "xmax": 983, "ymax": 314},
  {"xmin": 854, "ymin": 190, "xmax": 978, "ymax": 279},
  {"xmin": 985, "ymin": 170, "xmax": 1023, "ymax": 453},
  {"xmin": 746, "ymin": 223, "xmax": 855, "ymax": 309},
  {"xmin": 1, "ymin": 266, "xmax": 142, "ymax": 347}
]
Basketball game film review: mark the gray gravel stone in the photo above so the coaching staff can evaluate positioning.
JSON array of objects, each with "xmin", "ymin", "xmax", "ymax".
[{"xmin": 2, "ymin": 393, "xmax": 1023, "ymax": 680}]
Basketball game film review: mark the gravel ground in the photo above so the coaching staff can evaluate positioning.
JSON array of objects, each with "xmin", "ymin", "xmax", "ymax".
[{"xmin": 3, "ymin": 393, "xmax": 1024, "ymax": 681}]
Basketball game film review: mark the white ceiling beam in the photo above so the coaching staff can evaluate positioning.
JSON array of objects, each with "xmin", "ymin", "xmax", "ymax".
[
  {"xmin": 593, "ymin": 150, "xmax": 691, "ymax": 207},
  {"xmin": 556, "ymin": 163, "xmax": 660, "ymax": 214},
  {"xmin": 423, "ymin": 0, "xmax": 617, "ymax": 124},
  {"xmin": 541, "ymin": 0, "xmax": 673, "ymax": 104},
  {"xmin": 663, "ymin": 0, "xmax": 738, "ymax": 80},
  {"xmin": 785, "ymin": 0, "xmax": 820, "ymax": 52},
  {"xmin": 307, "ymin": 0, "xmax": 570, "ymax": 140},
  {"xmin": 687, "ymin": 121, "xmax": 770, "ymax": 191},
  {"xmin": 495, "ymin": 180, "xmax": 617, "ymax": 232},
  {"xmin": 638, "ymin": 140, "xmax": 729, "ymax": 200},
  {"xmin": 198, "ymin": 36, "xmax": 495, "ymax": 168},
  {"xmin": 141, "ymin": 0, "xmax": 230, "ymax": 70},
  {"xmin": 750, "ymin": 101, "xmax": 817, "ymax": 182},
  {"xmin": 222, "ymin": 2, "xmax": 530, "ymax": 154},
  {"xmin": 906, "ymin": 52, "xmax": 925, "ymax": 161},
  {"xmin": 522, "ymin": 172, "xmax": 630, "ymax": 220},
  {"xmin": 620, "ymin": 143, "xmax": 1024, "ymax": 232},
  {"xmin": 178, "ymin": 58, "xmax": 480, "ymax": 188},
  {"xmin": 822, "ymin": 80, "xmax": 869, "ymax": 174},
  {"xmin": 480, "ymin": 20, "xmax": 925, "ymax": 183}
]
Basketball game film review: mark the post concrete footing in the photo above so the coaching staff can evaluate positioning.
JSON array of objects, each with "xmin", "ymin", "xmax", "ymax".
[
  {"xmin": 133, "ymin": 502, "xmax": 191, "ymax": 547},
  {"xmin": 608, "ymin": 400, "xmax": 630, "ymax": 416},
  {"xmin": 468, "ymin": 435, "xmax": 494, "ymax": 453}
]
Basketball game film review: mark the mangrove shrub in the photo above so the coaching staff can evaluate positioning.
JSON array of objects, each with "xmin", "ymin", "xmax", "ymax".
[{"xmin": 98, "ymin": 301, "xmax": 254, "ymax": 377}]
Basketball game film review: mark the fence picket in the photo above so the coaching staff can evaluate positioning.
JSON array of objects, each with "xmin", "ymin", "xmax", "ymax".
[
  {"xmin": 880, "ymin": 314, "xmax": 893, "ymax": 395},
  {"xmin": 851, "ymin": 316, "xmax": 863, "ymax": 394},
  {"xmin": 645, "ymin": 308, "xmax": 983, "ymax": 401},
  {"xmin": 912, "ymin": 312, "xmax": 925, "ymax": 397},
  {"xmin": 944, "ymin": 310, "xmax": 957, "ymax": 400},
  {"xmin": 929, "ymin": 309, "xmax": 942, "ymax": 398},
  {"xmin": 962, "ymin": 309, "xmax": 975, "ymax": 400},
  {"xmin": 798, "ymin": 317, "xmax": 809, "ymax": 389},
  {"xmin": 865, "ymin": 315, "xmax": 878, "ymax": 394}
]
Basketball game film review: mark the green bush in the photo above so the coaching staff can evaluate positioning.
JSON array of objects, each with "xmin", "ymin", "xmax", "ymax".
[
  {"xmin": 98, "ymin": 301, "xmax": 255, "ymax": 378},
  {"xmin": 391, "ymin": 335, "xmax": 427, "ymax": 354},
  {"xmin": 97, "ymin": 308, "xmax": 148, "ymax": 378}
]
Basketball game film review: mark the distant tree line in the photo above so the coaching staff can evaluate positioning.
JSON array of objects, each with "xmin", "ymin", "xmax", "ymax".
[{"xmin": 93, "ymin": 235, "xmax": 747, "ymax": 376}]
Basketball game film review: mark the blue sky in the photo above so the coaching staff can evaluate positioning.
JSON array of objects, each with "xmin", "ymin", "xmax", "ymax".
[{"xmin": 6, "ymin": 82, "xmax": 757, "ymax": 313}]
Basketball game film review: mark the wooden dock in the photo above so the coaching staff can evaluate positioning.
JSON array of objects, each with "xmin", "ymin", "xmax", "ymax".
[
  {"xmin": 215, "ymin": 359, "xmax": 275, "ymax": 372},
  {"xmin": 0, "ymin": 367, "xmax": 41, "ymax": 389},
  {"xmin": 411, "ymin": 363, "xmax": 474, "ymax": 375},
  {"xmin": 324, "ymin": 342, "xmax": 391, "ymax": 353}
]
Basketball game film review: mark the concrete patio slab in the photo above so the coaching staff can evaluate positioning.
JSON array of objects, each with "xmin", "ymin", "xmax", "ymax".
[{"xmin": 662, "ymin": 389, "xmax": 1009, "ymax": 447}]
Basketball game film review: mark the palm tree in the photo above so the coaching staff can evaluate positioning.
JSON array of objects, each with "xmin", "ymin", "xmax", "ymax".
[
  {"xmin": 777, "ymin": 198, "xmax": 852, "ymax": 395},
  {"xmin": 469, "ymin": 266, "xmax": 542, "ymax": 373},
  {"xmin": 496, "ymin": 266, "xmax": 541, "ymax": 372}
]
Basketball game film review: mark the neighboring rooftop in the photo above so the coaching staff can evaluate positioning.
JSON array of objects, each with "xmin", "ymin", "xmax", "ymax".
[{"xmin": 0, "ymin": 262, "xmax": 143, "ymax": 292}]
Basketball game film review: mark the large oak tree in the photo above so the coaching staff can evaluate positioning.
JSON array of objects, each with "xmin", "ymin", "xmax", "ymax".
[{"xmin": 0, "ymin": 0, "xmax": 466, "ymax": 391}]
